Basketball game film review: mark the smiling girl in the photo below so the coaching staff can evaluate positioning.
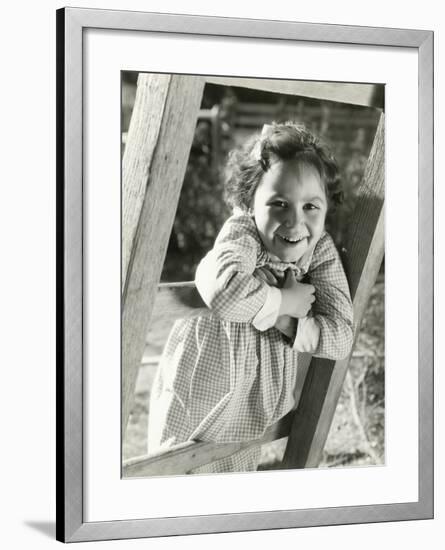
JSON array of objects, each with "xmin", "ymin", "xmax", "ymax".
[{"xmin": 147, "ymin": 122, "xmax": 353, "ymax": 473}]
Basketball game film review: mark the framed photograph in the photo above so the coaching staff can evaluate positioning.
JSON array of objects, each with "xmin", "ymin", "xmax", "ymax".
[{"xmin": 56, "ymin": 7, "xmax": 433, "ymax": 543}]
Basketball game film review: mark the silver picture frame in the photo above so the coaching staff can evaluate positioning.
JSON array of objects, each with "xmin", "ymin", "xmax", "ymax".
[{"xmin": 56, "ymin": 7, "xmax": 433, "ymax": 542}]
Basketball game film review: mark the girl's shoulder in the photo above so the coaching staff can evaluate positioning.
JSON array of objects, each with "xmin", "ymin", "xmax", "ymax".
[
  {"xmin": 309, "ymin": 231, "xmax": 341, "ymax": 270},
  {"xmin": 216, "ymin": 211, "xmax": 262, "ymax": 247}
]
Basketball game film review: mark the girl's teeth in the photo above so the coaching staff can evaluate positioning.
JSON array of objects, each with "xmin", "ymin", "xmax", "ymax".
[{"xmin": 281, "ymin": 235, "xmax": 304, "ymax": 243}]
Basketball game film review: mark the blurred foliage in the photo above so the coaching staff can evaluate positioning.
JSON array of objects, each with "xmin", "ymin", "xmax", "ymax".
[
  {"xmin": 161, "ymin": 119, "xmax": 231, "ymax": 281},
  {"xmin": 161, "ymin": 86, "xmax": 240, "ymax": 281}
]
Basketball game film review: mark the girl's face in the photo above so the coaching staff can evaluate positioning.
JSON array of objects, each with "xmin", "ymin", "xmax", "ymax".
[{"xmin": 251, "ymin": 160, "xmax": 328, "ymax": 263}]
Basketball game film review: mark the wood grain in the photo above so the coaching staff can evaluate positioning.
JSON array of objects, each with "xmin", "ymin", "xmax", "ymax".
[
  {"xmin": 123, "ymin": 411, "xmax": 293, "ymax": 477},
  {"xmin": 122, "ymin": 74, "xmax": 205, "ymax": 437},
  {"xmin": 205, "ymin": 77, "xmax": 383, "ymax": 108},
  {"xmin": 122, "ymin": 74, "xmax": 171, "ymax": 288},
  {"xmin": 282, "ymin": 113, "xmax": 385, "ymax": 469}
]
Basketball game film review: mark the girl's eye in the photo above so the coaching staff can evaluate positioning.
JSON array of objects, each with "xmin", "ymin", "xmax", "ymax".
[
  {"xmin": 303, "ymin": 203, "xmax": 318, "ymax": 211},
  {"xmin": 272, "ymin": 200, "xmax": 287, "ymax": 208}
]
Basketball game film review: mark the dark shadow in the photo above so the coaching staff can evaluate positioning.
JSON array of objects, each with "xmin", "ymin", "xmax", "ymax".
[{"xmin": 24, "ymin": 521, "xmax": 55, "ymax": 539}]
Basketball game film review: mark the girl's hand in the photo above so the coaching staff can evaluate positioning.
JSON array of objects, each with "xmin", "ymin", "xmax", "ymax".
[
  {"xmin": 254, "ymin": 267, "xmax": 298, "ymax": 339},
  {"xmin": 279, "ymin": 270, "xmax": 315, "ymax": 318},
  {"xmin": 274, "ymin": 314, "xmax": 297, "ymax": 339}
]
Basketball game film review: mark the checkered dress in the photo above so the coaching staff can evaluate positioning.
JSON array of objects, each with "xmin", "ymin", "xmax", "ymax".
[{"xmin": 147, "ymin": 213, "xmax": 353, "ymax": 473}]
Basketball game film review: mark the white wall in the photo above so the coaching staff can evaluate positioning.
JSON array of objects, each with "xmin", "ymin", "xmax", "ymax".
[{"xmin": 0, "ymin": 1, "xmax": 442, "ymax": 549}]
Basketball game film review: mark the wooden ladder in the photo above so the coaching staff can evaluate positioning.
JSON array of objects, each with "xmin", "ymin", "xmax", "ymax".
[{"xmin": 121, "ymin": 74, "xmax": 384, "ymax": 477}]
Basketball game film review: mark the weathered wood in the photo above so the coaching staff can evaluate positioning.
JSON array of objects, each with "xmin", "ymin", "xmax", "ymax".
[
  {"xmin": 122, "ymin": 74, "xmax": 205, "ymax": 437},
  {"xmin": 123, "ymin": 411, "xmax": 293, "ymax": 477},
  {"xmin": 282, "ymin": 112, "xmax": 385, "ymax": 469},
  {"xmin": 205, "ymin": 77, "xmax": 383, "ymax": 108},
  {"xmin": 122, "ymin": 74, "xmax": 171, "ymax": 288}
]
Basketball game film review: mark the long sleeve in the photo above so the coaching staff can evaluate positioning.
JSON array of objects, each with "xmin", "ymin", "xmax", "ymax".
[
  {"xmin": 195, "ymin": 214, "xmax": 273, "ymax": 323},
  {"xmin": 292, "ymin": 315, "xmax": 321, "ymax": 353},
  {"xmin": 304, "ymin": 232, "xmax": 354, "ymax": 360}
]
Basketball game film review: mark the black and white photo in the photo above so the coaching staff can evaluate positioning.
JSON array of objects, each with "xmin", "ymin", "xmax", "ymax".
[{"xmin": 121, "ymin": 74, "xmax": 386, "ymax": 477}]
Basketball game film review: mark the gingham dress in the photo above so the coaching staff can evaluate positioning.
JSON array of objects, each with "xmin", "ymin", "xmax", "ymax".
[{"xmin": 147, "ymin": 213, "xmax": 353, "ymax": 473}]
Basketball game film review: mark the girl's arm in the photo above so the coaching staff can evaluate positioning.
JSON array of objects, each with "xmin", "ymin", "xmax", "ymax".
[
  {"xmin": 295, "ymin": 232, "xmax": 353, "ymax": 360},
  {"xmin": 195, "ymin": 215, "xmax": 281, "ymax": 325}
]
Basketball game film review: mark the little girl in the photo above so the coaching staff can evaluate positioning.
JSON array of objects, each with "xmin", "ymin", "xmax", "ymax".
[{"xmin": 147, "ymin": 122, "xmax": 353, "ymax": 473}]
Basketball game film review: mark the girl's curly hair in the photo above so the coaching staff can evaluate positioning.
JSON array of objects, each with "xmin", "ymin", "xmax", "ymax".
[{"xmin": 224, "ymin": 121, "xmax": 343, "ymax": 211}]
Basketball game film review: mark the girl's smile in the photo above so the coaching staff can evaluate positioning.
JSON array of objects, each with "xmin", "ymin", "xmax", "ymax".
[{"xmin": 251, "ymin": 160, "xmax": 328, "ymax": 263}]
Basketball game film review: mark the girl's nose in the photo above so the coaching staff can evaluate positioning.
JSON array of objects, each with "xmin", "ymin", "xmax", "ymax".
[{"xmin": 284, "ymin": 207, "xmax": 300, "ymax": 228}]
